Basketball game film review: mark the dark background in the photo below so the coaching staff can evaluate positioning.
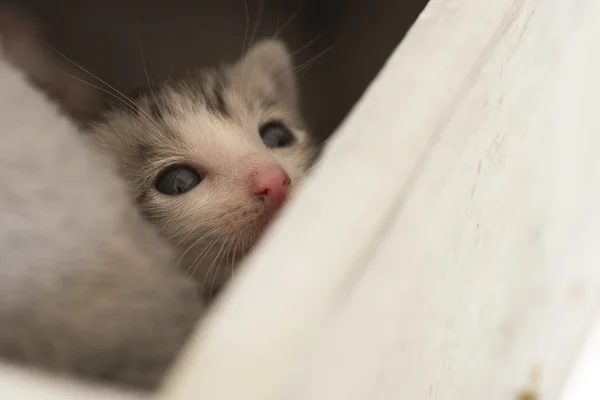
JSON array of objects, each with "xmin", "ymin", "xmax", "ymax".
[{"xmin": 17, "ymin": 0, "xmax": 429, "ymax": 142}]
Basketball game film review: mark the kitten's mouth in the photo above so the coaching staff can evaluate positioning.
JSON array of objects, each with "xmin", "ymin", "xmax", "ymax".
[{"xmin": 189, "ymin": 209, "xmax": 285, "ymax": 301}]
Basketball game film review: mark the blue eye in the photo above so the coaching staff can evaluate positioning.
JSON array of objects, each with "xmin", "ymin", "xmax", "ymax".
[
  {"xmin": 155, "ymin": 165, "xmax": 203, "ymax": 195},
  {"xmin": 259, "ymin": 121, "xmax": 294, "ymax": 148}
]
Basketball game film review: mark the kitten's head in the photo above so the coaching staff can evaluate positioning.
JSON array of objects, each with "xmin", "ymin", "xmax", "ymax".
[{"xmin": 88, "ymin": 39, "xmax": 314, "ymax": 295}]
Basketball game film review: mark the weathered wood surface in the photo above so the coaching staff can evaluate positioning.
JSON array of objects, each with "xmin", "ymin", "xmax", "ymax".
[{"xmin": 161, "ymin": 0, "xmax": 600, "ymax": 399}]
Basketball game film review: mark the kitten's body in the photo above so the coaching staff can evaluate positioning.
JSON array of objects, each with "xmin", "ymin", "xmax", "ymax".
[
  {"xmin": 87, "ymin": 40, "xmax": 314, "ymax": 296},
  {"xmin": 0, "ymin": 46, "xmax": 202, "ymax": 389}
]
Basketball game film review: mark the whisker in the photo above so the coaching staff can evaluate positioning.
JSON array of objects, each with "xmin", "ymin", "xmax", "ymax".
[
  {"xmin": 228, "ymin": 234, "xmax": 241, "ymax": 268},
  {"xmin": 273, "ymin": 0, "xmax": 306, "ymax": 38},
  {"xmin": 249, "ymin": 0, "xmax": 265, "ymax": 48},
  {"xmin": 210, "ymin": 241, "xmax": 229, "ymax": 290},
  {"xmin": 201, "ymin": 240, "xmax": 227, "ymax": 292},
  {"xmin": 193, "ymin": 237, "xmax": 221, "ymax": 282},
  {"xmin": 241, "ymin": 0, "xmax": 250, "ymax": 56},
  {"xmin": 187, "ymin": 234, "xmax": 220, "ymax": 273},
  {"xmin": 58, "ymin": 72, "xmax": 163, "ymax": 136},
  {"xmin": 211, "ymin": 235, "xmax": 237, "ymax": 291},
  {"xmin": 272, "ymin": 3, "xmax": 282, "ymax": 39},
  {"xmin": 58, "ymin": 73, "xmax": 137, "ymax": 115},
  {"xmin": 290, "ymin": 29, "xmax": 326, "ymax": 57},
  {"xmin": 219, "ymin": 237, "xmax": 234, "ymax": 270},
  {"xmin": 234, "ymin": 236, "xmax": 248, "ymax": 278},
  {"xmin": 223, "ymin": 233, "xmax": 242, "ymax": 277},
  {"xmin": 178, "ymin": 227, "xmax": 220, "ymax": 271},
  {"xmin": 133, "ymin": 17, "xmax": 166, "ymax": 118},
  {"xmin": 291, "ymin": 44, "xmax": 333, "ymax": 76},
  {"xmin": 275, "ymin": 44, "xmax": 333, "ymax": 90},
  {"xmin": 47, "ymin": 44, "xmax": 163, "ymax": 132}
]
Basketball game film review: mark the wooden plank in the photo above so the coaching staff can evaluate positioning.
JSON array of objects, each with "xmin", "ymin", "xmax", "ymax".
[
  {"xmin": 560, "ymin": 313, "xmax": 600, "ymax": 400},
  {"xmin": 159, "ymin": 0, "xmax": 577, "ymax": 399},
  {"xmin": 0, "ymin": 364, "xmax": 142, "ymax": 400},
  {"xmin": 555, "ymin": 2, "xmax": 600, "ymax": 399},
  {"xmin": 279, "ymin": 0, "xmax": 600, "ymax": 398}
]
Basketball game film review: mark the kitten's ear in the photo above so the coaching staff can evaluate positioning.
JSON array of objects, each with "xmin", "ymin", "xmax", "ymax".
[
  {"xmin": 238, "ymin": 39, "xmax": 297, "ymax": 109},
  {"xmin": 0, "ymin": 8, "xmax": 102, "ymax": 122}
]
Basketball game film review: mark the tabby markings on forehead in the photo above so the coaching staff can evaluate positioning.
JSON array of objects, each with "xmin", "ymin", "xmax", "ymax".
[{"xmin": 195, "ymin": 70, "xmax": 230, "ymax": 118}]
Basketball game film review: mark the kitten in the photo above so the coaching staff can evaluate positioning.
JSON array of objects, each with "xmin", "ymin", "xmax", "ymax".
[
  {"xmin": 0, "ymin": 19, "xmax": 312, "ymax": 388},
  {"xmin": 87, "ymin": 39, "xmax": 315, "ymax": 298},
  {"xmin": 0, "ymin": 39, "xmax": 202, "ymax": 390}
]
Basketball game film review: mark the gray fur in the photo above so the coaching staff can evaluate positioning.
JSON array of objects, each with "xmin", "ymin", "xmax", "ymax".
[{"xmin": 0, "ymin": 47, "xmax": 202, "ymax": 390}]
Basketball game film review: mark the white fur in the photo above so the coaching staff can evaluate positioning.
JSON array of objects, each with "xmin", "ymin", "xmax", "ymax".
[{"xmin": 0, "ymin": 47, "xmax": 202, "ymax": 390}]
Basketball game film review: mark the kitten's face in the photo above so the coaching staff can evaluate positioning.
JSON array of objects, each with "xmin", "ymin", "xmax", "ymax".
[{"xmin": 88, "ymin": 40, "xmax": 314, "ymax": 294}]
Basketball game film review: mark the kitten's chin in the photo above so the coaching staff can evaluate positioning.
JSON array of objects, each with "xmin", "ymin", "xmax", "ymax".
[{"xmin": 180, "ymin": 208, "xmax": 284, "ymax": 297}]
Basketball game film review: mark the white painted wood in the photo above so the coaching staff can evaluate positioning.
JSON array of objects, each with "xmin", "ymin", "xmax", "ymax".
[
  {"xmin": 0, "ymin": 364, "xmax": 142, "ymax": 400},
  {"xmin": 160, "ymin": 0, "xmax": 600, "ymax": 399},
  {"xmin": 560, "ymin": 311, "xmax": 600, "ymax": 400},
  {"xmin": 556, "ymin": 2, "xmax": 600, "ymax": 399}
]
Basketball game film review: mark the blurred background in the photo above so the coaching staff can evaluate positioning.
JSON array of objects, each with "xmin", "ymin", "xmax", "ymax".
[{"xmin": 1, "ymin": 0, "xmax": 429, "ymax": 142}]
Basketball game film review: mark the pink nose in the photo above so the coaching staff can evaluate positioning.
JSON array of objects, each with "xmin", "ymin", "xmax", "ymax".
[{"xmin": 252, "ymin": 165, "xmax": 291, "ymax": 209}]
